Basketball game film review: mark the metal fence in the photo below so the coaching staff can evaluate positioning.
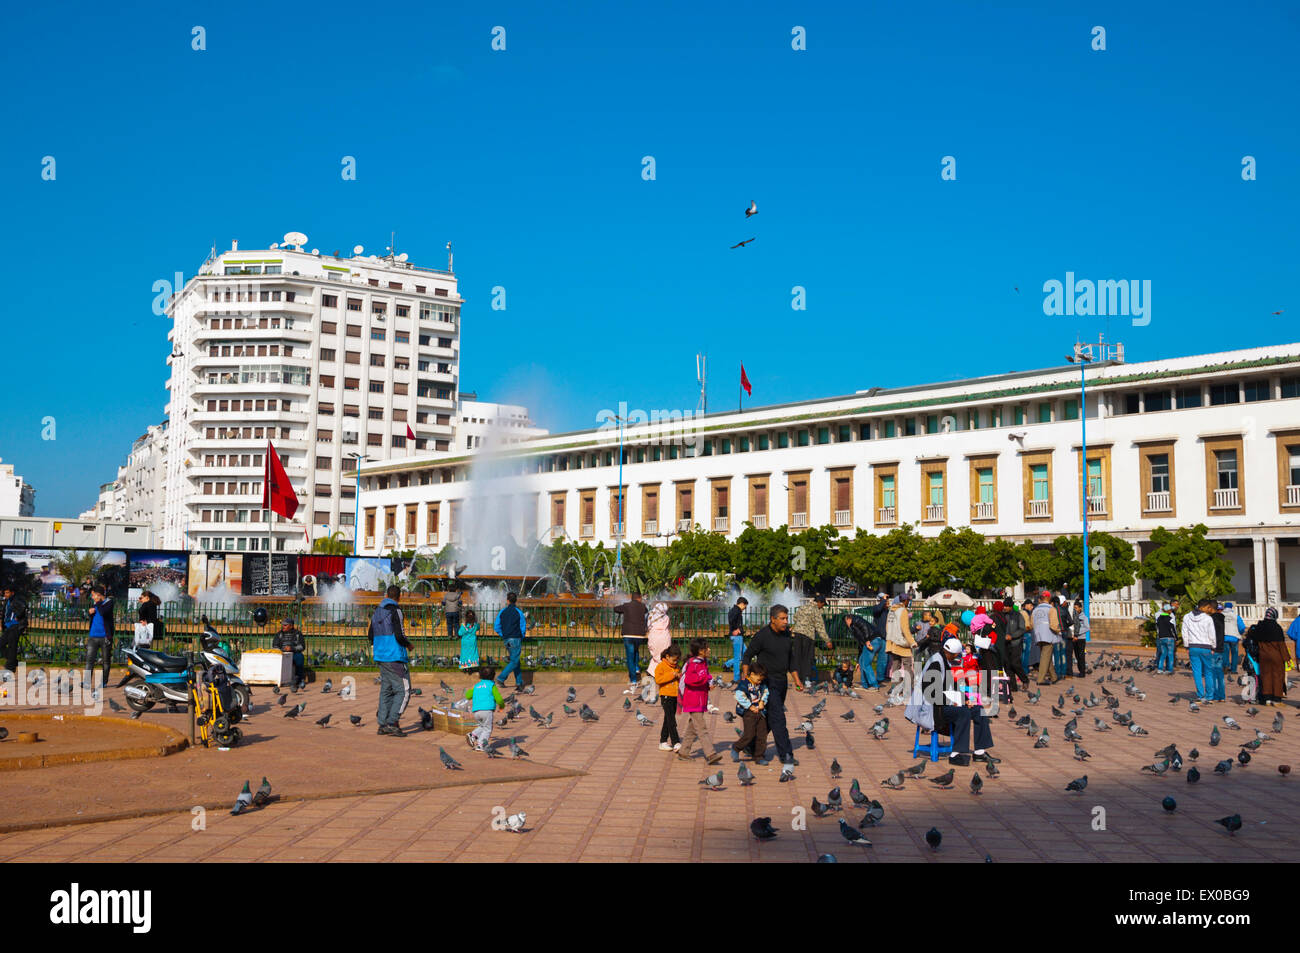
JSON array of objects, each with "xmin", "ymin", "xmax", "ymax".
[{"xmin": 17, "ymin": 601, "xmax": 905, "ymax": 672}]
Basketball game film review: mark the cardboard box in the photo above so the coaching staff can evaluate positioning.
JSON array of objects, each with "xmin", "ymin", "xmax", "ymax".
[{"xmin": 240, "ymin": 651, "xmax": 293, "ymax": 687}]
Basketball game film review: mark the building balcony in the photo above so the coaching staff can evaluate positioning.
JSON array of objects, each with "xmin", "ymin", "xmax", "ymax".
[
  {"xmin": 1287, "ymin": 485, "xmax": 1300, "ymax": 506},
  {"xmin": 1212, "ymin": 487, "xmax": 1240, "ymax": 509},
  {"xmin": 365, "ymin": 536, "xmax": 376, "ymax": 548},
  {"xmin": 1146, "ymin": 491, "xmax": 1172, "ymax": 512},
  {"xmin": 878, "ymin": 505, "xmax": 896, "ymax": 524},
  {"xmin": 551, "ymin": 526, "xmax": 565, "ymax": 540},
  {"xmin": 1028, "ymin": 499, "xmax": 1051, "ymax": 518},
  {"xmin": 925, "ymin": 503, "xmax": 945, "ymax": 522},
  {"xmin": 677, "ymin": 518, "xmax": 692, "ymax": 532},
  {"xmin": 612, "ymin": 522, "xmax": 624, "ymax": 536},
  {"xmin": 790, "ymin": 512, "xmax": 809, "ymax": 528},
  {"xmin": 643, "ymin": 520, "xmax": 658, "ymax": 535},
  {"xmin": 580, "ymin": 523, "xmax": 595, "ymax": 538},
  {"xmin": 973, "ymin": 501, "xmax": 996, "ymax": 520},
  {"xmin": 833, "ymin": 509, "xmax": 851, "ymax": 527},
  {"xmin": 713, "ymin": 516, "xmax": 729, "ymax": 532},
  {"xmin": 427, "ymin": 534, "xmax": 439, "ymax": 548},
  {"xmin": 751, "ymin": 514, "xmax": 768, "ymax": 529}
]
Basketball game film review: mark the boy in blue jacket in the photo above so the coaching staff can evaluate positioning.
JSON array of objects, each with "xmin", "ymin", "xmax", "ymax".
[
  {"xmin": 84, "ymin": 585, "xmax": 116, "ymax": 699},
  {"xmin": 465, "ymin": 665, "xmax": 504, "ymax": 751},
  {"xmin": 368, "ymin": 585, "xmax": 413, "ymax": 737}
]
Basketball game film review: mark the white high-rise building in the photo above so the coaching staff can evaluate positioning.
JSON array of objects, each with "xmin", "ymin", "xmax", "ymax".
[
  {"xmin": 0, "ymin": 460, "xmax": 36, "ymax": 517},
  {"xmin": 118, "ymin": 423, "xmax": 168, "ymax": 537},
  {"xmin": 456, "ymin": 392, "xmax": 548, "ymax": 451},
  {"xmin": 160, "ymin": 235, "xmax": 463, "ymax": 552}
]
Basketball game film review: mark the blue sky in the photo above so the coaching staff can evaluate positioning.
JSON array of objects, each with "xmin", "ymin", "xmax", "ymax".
[{"xmin": 2, "ymin": 0, "xmax": 1297, "ymax": 516}]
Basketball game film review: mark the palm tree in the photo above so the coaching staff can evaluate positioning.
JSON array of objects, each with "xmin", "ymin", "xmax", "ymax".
[
  {"xmin": 50, "ymin": 550, "xmax": 106, "ymax": 601},
  {"xmin": 311, "ymin": 531, "xmax": 353, "ymax": 555}
]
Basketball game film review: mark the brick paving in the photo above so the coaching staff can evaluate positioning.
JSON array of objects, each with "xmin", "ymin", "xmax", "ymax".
[{"xmin": 2, "ymin": 657, "xmax": 1298, "ymax": 862}]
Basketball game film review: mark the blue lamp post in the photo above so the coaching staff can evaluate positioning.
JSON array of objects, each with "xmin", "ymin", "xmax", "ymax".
[
  {"xmin": 1066, "ymin": 343, "xmax": 1095, "ymax": 618},
  {"xmin": 347, "ymin": 452, "xmax": 371, "ymax": 556}
]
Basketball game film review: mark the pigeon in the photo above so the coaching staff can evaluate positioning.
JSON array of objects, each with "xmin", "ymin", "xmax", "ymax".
[
  {"xmin": 1222, "ymin": 716, "xmax": 1241, "ymax": 730},
  {"xmin": 1034, "ymin": 732, "xmax": 1049, "ymax": 749},
  {"xmin": 597, "ymin": 686, "xmax": 605, "ymax": 697},
  {"xmin": 277, "ymin": 694, "xmax": 287, "ymax": 706},
  {"xmin": 523, "ymin": 685, "xmax": 536, "ymax": 695},
  {"xmin": 579, "ymin": 704, "xmax": 599, "ymax": 722},
  {"xmin": 902, "ymin": 760, "xmax": 928, "ymax": 778},
  {"xmin": 505, "ymin": 811, "xmax": 526, "ymax": 833},
  {"xmin": 1093, "ymin": 718, "xmax": 1111, "ymax": 732},
  {"xmin": 623, "ymin": 698, "xmax": 632, "ymax": 711},
  {"xmin": 130, "ymin": 711, "xmax": 143, "ymax": 720},
  {"xmin": 1254, "ymin": 729, "xmax": 1271, "ymax": 742},
  {"xmin": 231, "ymin": 780, "xmax": 254, "ymax": 815},
  {"xmin": 108, "ymin": 698, "xmax": 124, "ymax": 712},
  {"xmin": 350, "ymin": 715, "xmax": 362, "ymax": 726},
  {"xmin": 929, "ymin": 768, "xmax": 955, "ymax": 789},
  {"xmin": 826, "ymin": 786, "xmax": 842, "ymax": 811},
  {"xmin": 869, "ymin": 719, "xmax": 889, "ymax": 739},
  {"xmin": 780, "ymin": 762, "xmax": 796, "ymax": 782},
  {"xmin": 1015, "ymin": 715, "xmax": 1032, "ymax": 728},
  {"xmin": 419, "ymin": 708, "xmax": 434, "ymax": 731},
  {"xmin": 1237, "ymin": 750, "xmax": 1251, "ymax": 767},
  {"xmin": 439, "ymin": 679, "xmax": 454, "ymax": 695},
  {"xmin": 830, "ymin": 758, "xmax": 842, "ymax": 778},
  {"xmin": 700, "ymin": 770, "xmax": 724, "ymax": 790},
  {"xmin": 253, "ymin": 777, "xmax": 272, "ymax": 806},
  {"xmin": 811, "ymin": 797, "xmax": 832, "ymax": 818},
  {"xmin": 1214, "ymin": 759, "xmax": 1232, "ymax": 776},
  {"xmin": 1142, "ymin": 760, "xmax": 1170, "ymax": 775},
  {"xmin": 1073, "ymin": 743, "xmax": 1091, "ymax": 762},
  {"xmin": 1210, "ymin": 725, "xmax": 1221, "ymax": 747},
  {"xmin": 723, "ymin": 711, "xmax": 735, "ymax": 723},
  {"xmin": 1215, "ymin": 814, "xmax": 1242, "ymax": 835},
  {"xmin": 986, "ymin": 761, "xmax": 1000, "ymax": 778},
  {"xmin": 881, "ymin": 772, "xmax": 905, "ymax": 790},
  {"xmin": 284, "ymin": 704, "xmax": 303, "ymax": 719},
  {"xmin": 838, "ymin": 818, "xmax": 871, "ymax": 846},
  {"xmin": 1187, "ymin": 766, "xmax": 1201, "ymax": 783},
  {"xmin": 1129, "ymin": 724, "xmax": 1149, "ymax": 736},
  {"xmin": 1272, "ymin": 712, "xmax": 1284, "ymax": 733},
  {"xmin": 565, "ymin": 687, "xmax": 576, "ymax": 703},
  {"xmin": 805, "ymin": 731, "xmax": 816, "ymax": 750},
  {"xmin": 635, "ymin": 709, "xmax": 656, "ymax": 727},
  {"xmin": 1027, "ymin": 689, "xmax": 1041, "ymax": 703},
  {"xmin": 849, "ymin": 779, "xmax": 870, "ymax": 805},
  {"xmin": 529, "ymin": 705, "xmax": 544, "ymax": 721},
  {"xmin": 509, "ymin": 737, "xmax": 529, "ymax": 759},
  {"xmin": 1058, "ymin": 694, "xmax": 1066, "ymax": 708},
  {"xmin": 1155, "ymin": 743, "xmax": 1179, "ymax": 759},
  {"xmin": 750, "ymin": 817, "xmax": 778, "ymax": 840},
  {"xmin": 315, "ymin": 713, "xmax": 331, "ymax": 727},
  {"xmin": 1189, "ymin": 748, "xmax": 1200, "ymax": 761},
  {"xmin": 858, "ymin": 798, "xmax": 885, "ymax": 826},
  {"xmin": 925, "ymin": 827, "xmax": 942, "ymax": 850},
  {"xmin": 840, "ymin": 710, "xmax": 855, "ymax": 722},
  {"xmin": 970, "ymin": 773, "xmax": 983, "ymax": 795},
  {"xmin": 798, "ymin": 720, "xmax": 814, "ymax": 733},
  {"xmin": 873, "ymin": 704, "xmax": 884, "ymax": 714},
  {"xmin": 1188, "ymin": 702, "xmax": 1200, "ymax": 713},
  {"xmin": 321, "ymin": 678, "xmax": 332, "ymax": 694},
  {"xmin": 745, "ymin": 200, "xmax": 758, "ymax": 218},
  {"xmin": 1162, "ymin": 796, "xmax": 1177, "ymax": 813},
  {"xmin": 563, "ymin": 704, "xmax": 576, "ymax": 716},
  {"xmin": 738, "ymin": 763, "xmax": 755, "ymax": 786},
  {"xmin": 1241, "ymin": 739, "xmax": 1262, "ymax": 752},
  {"xmin": 438, "ymin": 747, "xmax": 463, "ymax": 770},
  {"xmin": 1279, "ymin": 765, "xmax": 1291, "ymax": 777},
  {"xmin": 1065, "ymin": 775, "xmax": 1088, "ymax": 793}
]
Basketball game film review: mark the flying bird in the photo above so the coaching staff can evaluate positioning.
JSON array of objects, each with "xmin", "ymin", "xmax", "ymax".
[
  {"xmin": 745, "ymin": 200, "xmax": 758, "ymax": 218},
  {"xmin": 730, "ymin": 238, "xmax": 756, "ymax": 249}
]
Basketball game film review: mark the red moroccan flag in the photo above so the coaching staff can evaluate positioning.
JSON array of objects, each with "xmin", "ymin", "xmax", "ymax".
[
  {"xmin": 740, "ymin": 363, "xmax": 752, "ymax": 396},
  {"xmin": 406, "ymin": 423, "xmax": 416, "ymax": 441},
  {"xmin": 262, "ymin": 442, "xmax": 300, "ymax": 520}
]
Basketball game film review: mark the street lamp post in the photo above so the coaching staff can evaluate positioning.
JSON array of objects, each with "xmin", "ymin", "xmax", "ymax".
[
  {"xmin": 347, "ymin": 452, "xmax": 371, "ymax": 556},
  {"xmin": 1067, "ymin": 342, "xmax": 1095, "ymax": 620},
  {"xmin": 611, "ymin": 412, "xmax": 627, "ymax": 579}
]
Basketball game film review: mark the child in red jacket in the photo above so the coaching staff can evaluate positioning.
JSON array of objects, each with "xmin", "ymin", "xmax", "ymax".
[{"xmin": 676, "ymin": 639, "xmax": 723, "ymax": 764}]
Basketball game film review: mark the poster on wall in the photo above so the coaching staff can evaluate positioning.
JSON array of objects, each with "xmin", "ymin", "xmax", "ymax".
[
  {"xmin": 188, "ymin": 553, "xmax": 245, "ymax": 602},
  {"xmin": 345, "ymin": 557, "xmax": 396, "ymax": 592},
  {"xmin": 241, "ymin": 554, "xmax": 299, "ymax": 596},
  {"xmin": 127, "ymin": 551, "xmax": 189, "ymax": 603},
  {"xmin": 1, "ymin": 548, "xmax": 128, "ymax": 601}
]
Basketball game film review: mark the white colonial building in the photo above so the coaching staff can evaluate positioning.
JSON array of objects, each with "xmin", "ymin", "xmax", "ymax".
[
  {"xmin": 0, "ymin": 460, "xmax": 36, "ymax": 518},
  {"xmin": 355, "ymin": 341, "xmax": 1300, "ymax": 604},
  {"xmin": 158, "ymin": 235, "xmax": 464, "ymax": 553}
]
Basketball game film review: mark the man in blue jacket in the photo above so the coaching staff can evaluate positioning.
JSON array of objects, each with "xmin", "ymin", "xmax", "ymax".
[
  {"xmin": 84, "ymin": 585, "xmax": 115, "ymax": 699},
  {"xmin": 368, "ymin": 585, "xmax": 413, "ymax": 736},
  {"xmin": 2, "ymin": 585, "xmax": 27, "ymax": 674},
  {"xmin": 493, "ymin": 591, "xmax": 528, "ymax": 689}
]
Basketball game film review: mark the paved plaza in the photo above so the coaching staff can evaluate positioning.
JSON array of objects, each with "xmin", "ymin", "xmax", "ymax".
[{"xmin": 1, "ymin": 652, "xmax": 1297, "ymax": 863}]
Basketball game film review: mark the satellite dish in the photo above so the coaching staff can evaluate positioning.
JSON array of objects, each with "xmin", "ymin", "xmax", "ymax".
[
  {"xmin": 270, "ymin": 242, "xmax": 279, "ymax": 249},
  {"xmin": 396, "ymin": 253, "xmax": 408, "ymax": 262},
  {"xmin": 352, "ymin": 245, "xmax": 364, "ymax": 255},
  {"xmin": 311, "ymin": 248, "xmax": 320, "ymax": 255},
  {"xmin": 368, "ymin": 254, "xmax": 378, "ymax": 260},
  {"xmin": 284, "ymin": 231, "xmax": 308, "ymax": 248}
]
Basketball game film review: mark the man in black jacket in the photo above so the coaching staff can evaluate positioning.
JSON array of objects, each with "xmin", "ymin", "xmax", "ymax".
[
  {"xmin": 846, "ymin": 611, "xmax": 877, "ymax": 689},
  {"xmin": 921, "ymin": 636, "xmax": 996, "ymax": 767},
  {"xmin": 726, "ymin": 597, "xmax": 748, "ymax": 687},
  {"xmin": 613, "ymin": 593, "xmax": 648, "ymax": 694},
  {"xmin": 1, "ymin": 586, "xmax": 26, "ymax": 674},
  {"xmin": 272, "ymin": 617, "xmax": 307, "ymax": 690},
  {"xmin": 741, "ymin": 605, "xmax": 794, "ymax": 766}
]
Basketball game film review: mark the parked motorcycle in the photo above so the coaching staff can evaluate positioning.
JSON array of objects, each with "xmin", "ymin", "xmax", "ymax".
[{"xmin": 119, "ymin": 635, "xmax": 251, "ymax": 716}]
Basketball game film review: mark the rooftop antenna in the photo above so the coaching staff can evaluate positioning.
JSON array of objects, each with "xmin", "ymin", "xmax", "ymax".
[
  {"xmin": 386, "ymin": 230, "xmax": 396, "ymax": 261},
  {"xmin": 446, "ymin": 241, "xmax": 453, "ymax": 272},
  {"xmin": 696, "ymin": 352, "xmax": 707, "ymax": 416}
]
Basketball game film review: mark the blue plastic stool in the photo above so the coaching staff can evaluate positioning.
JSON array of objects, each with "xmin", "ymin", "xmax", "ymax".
[{"xmin": 912, "ymin": 724, "xmax": 953, "ymax": 762}]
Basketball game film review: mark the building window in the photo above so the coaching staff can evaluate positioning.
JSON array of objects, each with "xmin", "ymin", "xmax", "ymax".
[
  {"xmin": 720, "ymin": 438, "xmax": 731, "ymax": 454},
  {"xmin": 1216, "ymin": 449, "xmax": 1238, "ymax": 489},
  {"xmin": 1243, "ymin": 379, "xmax": 1270, "ymax": 402},
  {"xmin": 925, "ymin": 415, "xmax": 939, "ymax": 435},
  {"xmin": 777, "ymin": 432, "xmax": 789, "ymax": 449},
  {"xmin": 816, "ymin": 427, "xmax": 830, "ymax": 445},
  {"xmin": 368, "ymin": 382, "xmax": 383, "ymax": 393},
  {"xmin": 797, "ymin": 430, "xmax": 810, "ymax": 447},
  {"xmin": 884, "ymin": 421, "xmax": 896, "ymax": 439},
  {"xmin": 1209, "ymin": 383, "xmax": 1239, "ymax": 405},
  {"xmin": 1031, "ymin": 464, "xmax": 1048, "ymax": 499},
  {"xmin": 903, "ymin": 418, "xmax": 916, "ymax": 437},
  {"xmin": 836, "ymin": 425, "xmax": 851, "ymax": 443},
  {"xmin": 1144, "ymin": 391, "xmax": 1171, "ymax": 412},
  {"xmin": 928, "ymin": 471, "xmax": 944, "ymax": 506},
  {"xmin": 371, "ymin": 329, "xmax": 386, "ymax": 341},
  {"xmin": 1281, "ymin": 376, "xmax": 1300, "ymax": 399},
  {"xmin": 1036, "ymin": 403, "xmax": 1052, "ymax": 424},
  {"xmin": 1176, "ymin": 387, "xmax": 1202, "ymax": 408},
  {"xmin": 1062, "ymin": 399, "xmax": 1079, "ymax": 420},
  {"xmin": 1150, "ymin": 454, "xmax": 1170, "ymax": 494},
  {"xmin": 347, "ymin": 298, "xmax": 362, "ymax": 311},
  {"xmin": 322, "ymin": 294, "xmax": 338, "ymax": 308},
  {"xmin": 858, "ymin": 423, "xmax": 871, "ymax": 440},
  {"xmin": 1013, "ymin": 406, "xmax": 1026, "ymax": 426}
]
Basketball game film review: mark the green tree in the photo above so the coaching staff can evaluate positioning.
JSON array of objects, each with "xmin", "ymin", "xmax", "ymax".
[
  {"xmin": 790, "ymin": 525, "xmax": 842, "ymax": 588},
  {"xmin": 311, "ymin": 531, "xmax": 353, "ymax": 555},
  {"xmin": 50, "ymin": 550, "xmax": 107, "ymax": 601},
  {"xmin": 839, "ymin": 525, "xmax": 922, "ymax": 592},
  {"xmin": 916, "ymin": 527, "xmax": 1022, "ymax": 594},
  {"xmin": 1139, "ymin": 525, "xmax": 1235, "ymax": 599},
  {"xmin": 667, "ymin": 528, "xmax": 735, "ymax": 578},
  {"xmin": 1048, "ymin": 532, "xmax": 1139, "ymax": 594},
  {"xmin": 731, "ymin": 524, "xmax": 796, "ymax": 587},
  {"xmin": 1015, "ymin": 541, "xmax": 1063, "ymax": 591}
]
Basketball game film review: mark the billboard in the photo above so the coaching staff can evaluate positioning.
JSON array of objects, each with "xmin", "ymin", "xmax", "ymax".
[
  {"xmin": 188, "ymin": 553, "xmax": 244, "ymax": 601},
  {"xmin": 2, "ymin": 548, "xmax": 128, "ymax": 600},
  {"xmin": 127, "ymin": 551, "xmax": 189, "ymax": 602}
]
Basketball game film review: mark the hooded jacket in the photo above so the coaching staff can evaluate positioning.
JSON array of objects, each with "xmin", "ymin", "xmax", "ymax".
[
  {"xmin": 87, "ymin": 598, "xmax": 115, "ymax": 640},
  {"xmin": 1181, "ymin": 609, "xmax": 1216, "ymax": 649},
  {"xmin": 679, "ymin": 655, "xmax": 712, "ymax": 713},
  {"xmin": 368, "ymin": 598, "xmax": 410, "ymax": 663}
]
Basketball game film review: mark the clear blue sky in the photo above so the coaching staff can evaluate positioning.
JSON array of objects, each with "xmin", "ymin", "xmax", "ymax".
[{"xmin": 2, "ymin": 0, "xmax": 1296, "ymax": 517}]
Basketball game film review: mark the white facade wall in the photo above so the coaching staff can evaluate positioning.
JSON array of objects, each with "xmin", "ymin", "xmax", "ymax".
[
  {"xmin": 1, "ymin": 517, "xmax": 153, "ymax": 549},
  {"xmin": 354, "ymin": 342, "xmax": 1300, "ymax": 598},
  {"xmin": 0, "ymin": 462, "xmax": 35, "ymax": 517}
]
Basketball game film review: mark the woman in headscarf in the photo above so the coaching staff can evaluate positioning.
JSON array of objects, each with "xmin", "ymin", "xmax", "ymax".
[
  {"xmin": 1244, "ymin": 608, "xmax": 1291, "ymax": 705},
  {"xmin": 646, "ymin": 602, "xmax": 672, "ymax": 676}
]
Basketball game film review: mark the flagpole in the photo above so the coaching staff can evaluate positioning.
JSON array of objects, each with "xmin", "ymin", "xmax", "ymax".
[{"xmin": 738, "ymin": 363, "xmax": 742, "ymax": 413}]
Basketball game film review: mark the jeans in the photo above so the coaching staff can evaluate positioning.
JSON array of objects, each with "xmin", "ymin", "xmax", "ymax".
[
  {"xmin": 84, "ymin": 637, "xmax": 112, "ymax": 690},
  {"xmin": 291, "ymin": 650, "xmax": 305, "ymax": 685},
  {"xmin": 872, "ymin": 638, "xmax": 888, "ymax": 682},
  {"xmin": 1188, "ymin": 646, "xmax": 1213, "ymax": 699},
  {"xmin": 497, "ymin": 638, "xmax": 523, "ymax": 687},
  {"xmin": 377, "ymin": 660, "xmax": 410, "ymax": 726},
  {"xmin": 1052, "ymin": 642, "xmax": 1067, "ymax": 677},
  {"xmin": 729, "ymin": 636, "xmax": 745, "ymax": 682},
  {"xmin": 1225, "ymin": 640, "xmax": 1239, "ymax": 673},
  {"xmin": 623, "ymin": 638, "xmax": 643, "ymax": 684},
  {"xmin": 445, "ymin": 612, "xmax": 460, "ymax": 640},
  {"xmin": 857, "ymin": 642, "xmax": 878, "ymax": 688},
  {"xmin": 1156, "ymin": 638, "xmax": 1175, "ymax": 672},
  {"xmin": 1022, "ymin": 637, "xmax": 1034, "ymax": 674},
  {"xmin": 1210, "ymin": 651, "xmax": 1226, "ymax": 701},
  {"xmin": 471, "ymin": 709, "xmax": 494, "ymax": 749},
  {"xmin": 765, "ymin": 678, "xmax": 793, "ymax": 762}
]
